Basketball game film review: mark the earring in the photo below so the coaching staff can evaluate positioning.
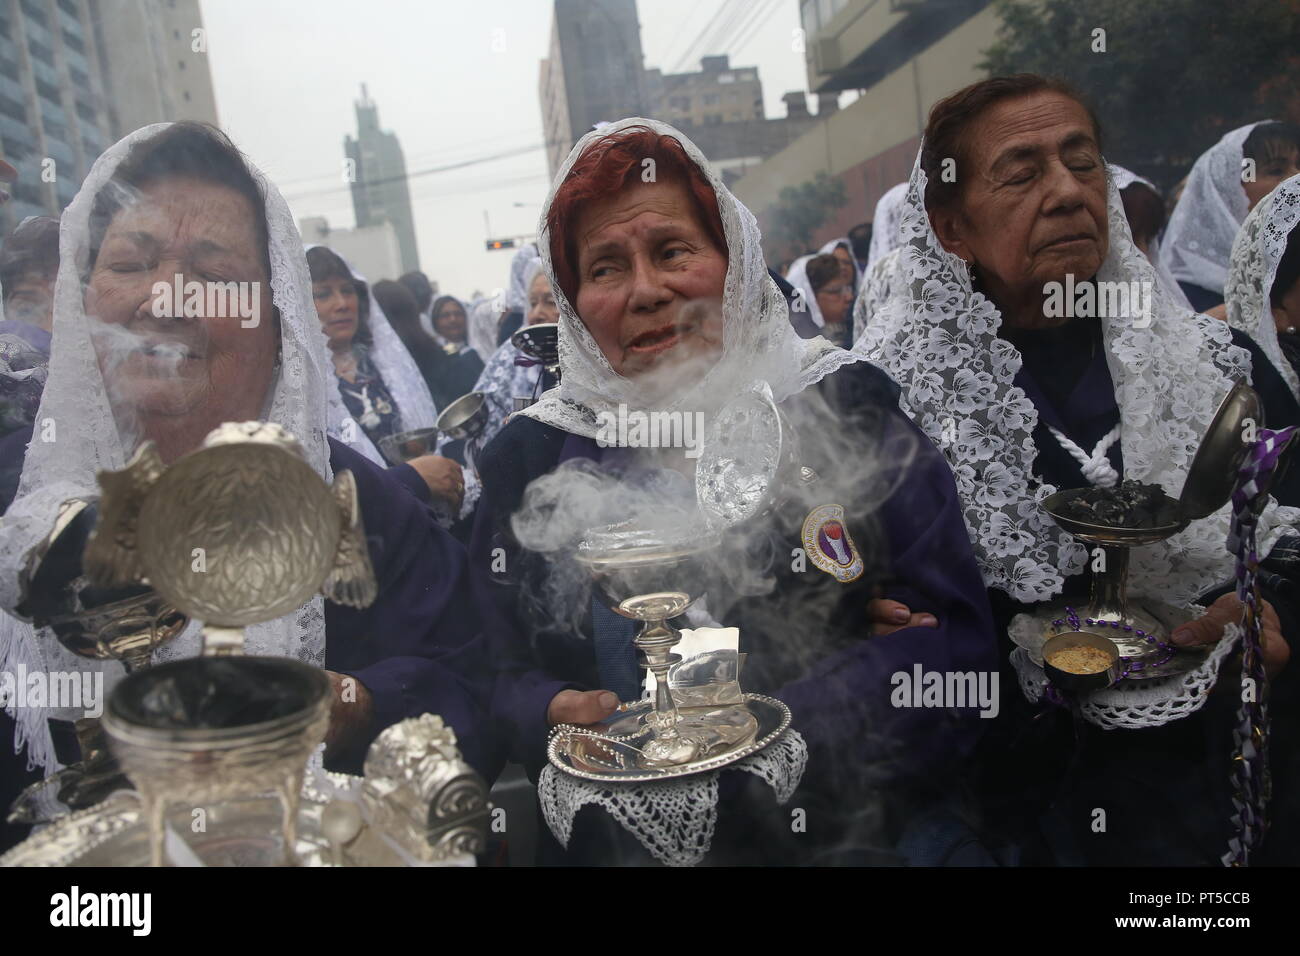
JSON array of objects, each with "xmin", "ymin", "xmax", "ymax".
[{"xmin": 1287, "ymin": 326, "xmax": 1297, "ymax": 335}]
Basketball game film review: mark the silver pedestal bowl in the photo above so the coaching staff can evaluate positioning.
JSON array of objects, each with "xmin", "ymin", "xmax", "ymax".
[{"xmin": 576, "ymin": 523, "xmax": 722, "ymax": 768}]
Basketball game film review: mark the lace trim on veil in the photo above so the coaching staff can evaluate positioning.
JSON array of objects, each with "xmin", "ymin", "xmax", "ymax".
[
  {"xmin": 1225, "ymin": 174, "xmax": 1300, "ymax": 399},
  {"xmin": 0, "ymin": 124, "xmax": 340, "ymax": 771},
  {"xmin": 854, "ymin": 148, "xmax": 1298, "ymax": 605},
  {"xmin": 517, "ymin": 117, "xmax": 860, "ymax": 440}
]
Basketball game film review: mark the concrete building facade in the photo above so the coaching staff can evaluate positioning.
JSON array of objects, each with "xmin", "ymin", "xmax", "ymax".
[
  {"xmin": 734, "ymin": 0, "xmax": 997, "ymax": 263},
  {"xmin": 645, "ymin": 55, "xmax": 764, "ymax": 129},
  {"xmin": 0, "ymin": 0, "xmax": 219, "ymax": 234},
  {"xmin": 91, "ymin": 0, "xmax": 219, "ymax": 140},
  {"xmin": 539, "ymin": 0, "xmax": 649, "ymax": 177},
  {"xmin": 299, "ymin": 215, "xmax": 404, "ymax": 285}
]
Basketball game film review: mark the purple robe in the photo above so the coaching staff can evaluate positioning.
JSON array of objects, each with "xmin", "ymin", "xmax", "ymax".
[{"xmin": 469, "ymin": 362, "xmax": 999, "ymax": 860}]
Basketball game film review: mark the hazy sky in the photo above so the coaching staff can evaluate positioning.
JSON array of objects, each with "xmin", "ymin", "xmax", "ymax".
[{"xmin": 199, "ymin": 0, "xmax": 813, "ymax": 298}]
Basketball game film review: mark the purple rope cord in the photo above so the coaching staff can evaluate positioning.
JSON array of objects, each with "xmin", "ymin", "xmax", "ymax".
[{"xmin": 1221, "ymin": 425, "xmax": 1295, "ymax": 865}]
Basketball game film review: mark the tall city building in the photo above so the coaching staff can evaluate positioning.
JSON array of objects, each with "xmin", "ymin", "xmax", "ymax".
[
  {"xmin": 90, "ymin": 0, "xmax": 219, "ymax": 139},
  {"xmin": 0, "ymin": 0, "xmax": 219, "ymax": 234},
  {"xmin": 539, "ymin": 0, "xmax": 649, "ymax": 177},
  {"xmin": 540, "ymin": 3, "xmax": 819, "ymax": 188},
  {"xmin": 345, "ymin": 85, "xmax": 419, "ymax": 276}
]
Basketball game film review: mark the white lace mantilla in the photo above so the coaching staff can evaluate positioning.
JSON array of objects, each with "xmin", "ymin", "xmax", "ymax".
[
  {"xmin": 1226, "ymin": 173, "xmax": 1300, "ymax": 399},
  {"xmin": 1008, "ymin": 618, "xmax": 1241, "ymax": 730},
  {"xmin": 0, "ymin": 124, "xmax": 347, "ymax": 772},
  {"xmin": 538, "ymin": 729, "xmax": 807, "ymax": 867},
  {"xmin": 853, "ymin": 147, "xmax": 1300, "ymax": 605},
  {"xmin": 1160, "ymin": 123, "xmax": 1265, "ymax": 298},
  {"xmin": 519, "ymin": 117, "xmax": 859, "ymax": 440},
  {"xmin": 866, "ymin": 181, "xmax": 908, "ymax": 270}
]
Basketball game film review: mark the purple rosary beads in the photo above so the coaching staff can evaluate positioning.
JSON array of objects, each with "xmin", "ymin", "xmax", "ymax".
[{"xmin": 1049, "ymin": 606, "xmax": 1175, "ymax": 677}]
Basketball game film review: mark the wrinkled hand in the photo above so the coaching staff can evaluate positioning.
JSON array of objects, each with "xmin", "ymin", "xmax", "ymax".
[
  {"xmin": 324, "ymin": 670, "xmax": 374, "ymax": 757},
  {"xmin": 1171, "ymin": 592, "xmax": 1289, "ymax": 679},
  {"xmin": 867, "ymin": 598, "xmax": 938, "ymax": 636},
  {"xmin": 547, "ymin": 689, "xmax": 619, "ymax": 727},
  {"xmin": 407, "ymin": 454, "xmax": 464, "ymax": 512}
]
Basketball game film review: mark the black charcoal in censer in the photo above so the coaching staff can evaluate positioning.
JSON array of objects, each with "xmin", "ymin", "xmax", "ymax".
[
  {"xmin": 1053, "ymin": 480, "xmax": 1181, "ymax": 529},
  {"xmin": 510, "ymin": 323, "xmax": 560, "ymax": 411},
  {"xmin": 1039, "ymin": 381, "xmax": 1261, "ymax": 653}
]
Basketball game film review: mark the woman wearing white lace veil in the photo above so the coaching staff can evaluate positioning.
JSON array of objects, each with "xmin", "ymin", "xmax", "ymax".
[
  {"xmin": 304, "ymin": 245, "xmax": 440, "ymax": 433},
  {"xmin": 866, "ymin": 181, "xmax": 909, "ymax": 270},
  {"xmin": 306, "ymin": 245, "xmax": 469, "ymax": 518},
  {"xmin": 466, "ymin": 295, "xmax": 499, "ymax": 365},
  {"xmin": 494, "ymin": 241, "xmax": 540, "ymax": 350},
  {"xmin": 1226, "ymin": 174, "xmax": 1300, "ymax": 401},
  {"xmin": 471, "ymin": 257, "xmax": 559, "ymax": 453},
  {"xmin": 782, "ymin": 253, "xmax": 823, "ymax": 335},
  {"xmin": 855, "ymin": 75, "xmax": 1300, "ymax": 865},
  {"xmin": 469, "ymin": 116, "xmax": 998, "ymax": 864},
  {"xmin": 1109, "ymin": 164, "xmax": 1193, "ymax": 312},
  {"xmin": 1160, "ymin": 121, "xmax": 1300, "ymax": 313},
  {"xmin": 0, "ymin": 124, "xmax": 490, "ymax": 828}
]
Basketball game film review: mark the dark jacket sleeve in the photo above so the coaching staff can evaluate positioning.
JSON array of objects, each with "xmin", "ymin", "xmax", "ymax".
[
  {"xmin": 467, "ymin": 417, "xmax": 583, "ymax": 774},
  {"xmin": 773, "ymin": 366, "xmax": 1000, "ymax": 787},
  {"xmin": 323, "ymin": 439, "xmax": 493, "ymax": 778}
]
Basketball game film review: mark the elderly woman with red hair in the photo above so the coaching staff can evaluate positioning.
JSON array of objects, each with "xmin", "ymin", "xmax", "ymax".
[{"xmin": 468, "ymin": 118, "xmax": 998, "ymax": 864}]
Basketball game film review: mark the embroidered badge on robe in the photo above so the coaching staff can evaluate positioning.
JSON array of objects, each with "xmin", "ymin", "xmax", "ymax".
[{"xmin": 802, "ymin": 504, "xmax": 863, "ymax": 583}]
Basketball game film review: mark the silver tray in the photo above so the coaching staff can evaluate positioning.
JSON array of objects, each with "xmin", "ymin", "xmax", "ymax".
[
  {"xmin": 1012, "ymin": 598, "xmax": 1212, "ymax": 681},
  {"xmin": 0, "ymin": 771, "xmax": 445, "ymax": 867},
  {"xmin": 548, "ymin": 693, "xmax": 791, "ymax": 784}
]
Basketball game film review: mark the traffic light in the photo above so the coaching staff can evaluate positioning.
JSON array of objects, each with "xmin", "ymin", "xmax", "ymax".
[{"xmin": 485, "ymin": 238, "xmax": 517, "ymax": 251}]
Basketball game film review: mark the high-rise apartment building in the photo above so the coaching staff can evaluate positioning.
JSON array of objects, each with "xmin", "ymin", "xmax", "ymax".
[
  {"xmin": 90, "ymin": 0, "xmax": 219, "ymax": 139},
  {"xmin": 0, "ymin": 0, "xmax": 219, "ymax": 234},
  {"xmin": 539, "ymin": 0, "xmax": 649, "ymax": 177},
  {"xmin": 345, "ymin": 85, "xmax": 419, "ymax": 275}
]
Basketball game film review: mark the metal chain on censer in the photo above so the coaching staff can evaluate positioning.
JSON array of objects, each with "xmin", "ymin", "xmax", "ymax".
[{"xmin": 1222, "ymin": 424, "xmax": 1296, "ymax": 866}]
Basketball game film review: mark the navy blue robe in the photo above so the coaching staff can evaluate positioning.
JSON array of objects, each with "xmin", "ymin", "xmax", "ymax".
[
  {"xmin": 976, "ymin": 316, "xmax": 1300, "ymax": 865},
  {"xmin": 469, "ymin": 362, "xmax": 999, "ymax": 864}
]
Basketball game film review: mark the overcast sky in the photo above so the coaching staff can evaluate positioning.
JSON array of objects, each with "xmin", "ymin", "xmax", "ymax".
[{"xmin": 198, "ymin": 0, "xmax": 813, "ymax": 298}]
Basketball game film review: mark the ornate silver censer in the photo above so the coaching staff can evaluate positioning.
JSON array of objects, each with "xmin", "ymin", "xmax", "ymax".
[
  {"xmin": 576, "ymin": 523, "xmax": 721, "ymax": 768},
  {"xmin": 2, "ymin": 713, "xmax": 490, "ymax": 867},
  {"xmin": 1025, "ymin": 381, "xmax": 1262, "ymax": 672},
  {"xmin": 553, "ymin": 381, "xmax": 810, "ymax": 781},
  {"xmin": 82, "ymin": 421, "xmax": 376, "ymax": 866}
]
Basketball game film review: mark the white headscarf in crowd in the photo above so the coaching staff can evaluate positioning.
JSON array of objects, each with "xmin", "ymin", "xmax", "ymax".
[
  {"xmin": 521, "ymin": 118, "xmax": 857, "ymax": 440},
  {"xmin": 818, "ymin": 236, "xmax": 863, "ymax": 288},
  {"xmin": 855, "ymin": 147, "xmax": 1298, "ymax": 605},
  {"xmin": 428, "ymin": 294, "xmax": 471, "ymax": 354},
  {"xmin": 0, "ymin": 124, "xmax": 358, "ymax": 771},
  {"xmin": 1109, "ymin": 164, "xmax": 1193, "ymax": 313},
  {"xmin": 305, "ymin": 245, "xmax": 440, "ymax": 431},
  {"xmin": 1225, "ymin": 173, "xmax": 1300, "ymax": 400},
  {"xmin": 866, "ymin": 182, "xmax": 909, "ymax": 270},
  {"xmin": 1160, "ymin": 122, "xmax": 1271, "ymax": 298},
  {"xmin": 505, "ymin": 242, "xmax": 540, "ymax": 315},
  {"xmin": 466, "ymin": 295, "xmax": 499, "ymax": 361},
  {"xmin": 473, "ymin": 258, "xmax": 546, "ymax": 449},
  {"xmin": 783, "ymin": 254, "xmax": 825, "ymax": 329}
]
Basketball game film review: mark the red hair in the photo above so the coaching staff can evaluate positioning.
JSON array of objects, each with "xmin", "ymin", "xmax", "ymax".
[{"xmin": 545, "ymin": 125, "xmax": 727, "ymax": 302}]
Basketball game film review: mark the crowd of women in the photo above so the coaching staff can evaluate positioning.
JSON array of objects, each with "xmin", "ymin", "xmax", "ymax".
[{"xmin": 1, "ymin": 72, "xmax": 1299, "ymax": 866}]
